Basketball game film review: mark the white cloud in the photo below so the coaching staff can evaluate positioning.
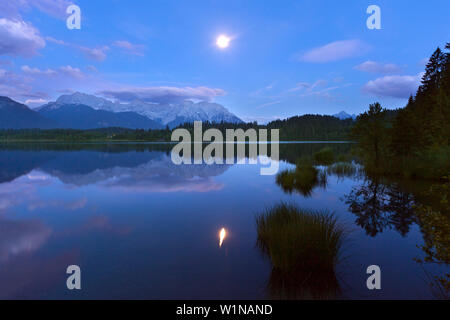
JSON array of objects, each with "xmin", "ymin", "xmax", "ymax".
[
  {"xmin": 112, "ymin": 40, "xmax": 146, "ymax": 56},
  {"xmin": 99, "ymin": 86, "xmax": 226, "ymax": 104},
  {"xmin": 299, "ymin": 39, "xmax": 369, "ymax": 63},
  {"xmin": 25, "ymin": 98, "xmax": 47, "ymax": 106},
  {"xmin": 21, "ymin": 65, "xmax": 84, "ymax": 78},
  {"xmin": 78, "ymin": 46, "xmax": 109, "ymax": 62},
  {"xmin": 0, "ymin": 0, "xmax": 73, "ymax": 20},
  {"xmin": 255, "ymin": 100, "xmax": 282, "ymax": 109},
  {"xmin": 86, "ymin": 65, "xmax": 98, "ymax": 73},
  {"xmin": 355, "ymin": 61, "xmax": 402, "ymax": 74},
  {"xmin": 287, "ymin": 79, "xmax": 327, "ymax": 93},
  {"xmin": 0, "ymin": 18, "xmax": 45, "ymax": 57},
  {"xmin": 21, "ymin": 65, "xmax": 57, "ymax": 75},
  {"xmin": 26, "ymin": 0, "xmax": 73, "ymax": 19},
  {"xmin": 46, "ymin": 37, "xmax": 109, "ymax": 62},
  {"xmin": 58, "ymin": 65, "xmax": 84, "ymax": 78},
  {"xmin": 362, "ymin": 74, "xmax": 421, "ymax": 99}
]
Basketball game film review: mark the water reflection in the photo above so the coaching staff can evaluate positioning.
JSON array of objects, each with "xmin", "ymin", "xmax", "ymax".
[
  {"xmin": 0, "ymin": 217, "xmax": 51, "ymax": 262},
  {"xmin": 275, "ymin": 163, "xmax": 327, "ymax": 197},
  {"xmin": 345, "ymin": 176, "xmax": 416, "ymax": 237},
  {"xmin": 0, "ymin": 147, "xmax": 232, "ymax": 198},
  {"xmin": 267, "ymin": 268, "xmax": 341, "ymax": 300},
  {"xmin": 219, "ymin": 228, "xmax": 227, "ymax": 247},
  {"xmin": 0, "ymin": 143, "xmax": 447, "ymax": 299}
]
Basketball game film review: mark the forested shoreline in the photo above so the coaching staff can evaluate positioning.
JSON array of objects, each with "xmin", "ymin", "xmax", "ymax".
[
  {"xmin": 351, "ymin": 43, "xmax": 450, "ymax": 180},
  {"xmin": 0, "ymin": 114, "xmax": 354, "ymax": 142}
]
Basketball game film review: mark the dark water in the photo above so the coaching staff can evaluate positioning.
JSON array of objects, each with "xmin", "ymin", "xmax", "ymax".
[{"xmin": 0, "ymin": 143, "xmax": 447, "ymax": 299}]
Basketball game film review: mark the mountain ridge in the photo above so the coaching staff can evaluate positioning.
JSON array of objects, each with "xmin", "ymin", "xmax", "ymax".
[
  {"xmin": 38, "ymin": 103, "xmax": 163, "ymax": 130},
  {"xmin": 39, "ymin": 92, "xmax": 243, "ymax": 128},
  {"xmin": 332, "ymin": 111, "xmax": 356, "ymax": 120},
  {"xmin": 0, "ymin": 96, "xmax": 56, "ymax": 129}
]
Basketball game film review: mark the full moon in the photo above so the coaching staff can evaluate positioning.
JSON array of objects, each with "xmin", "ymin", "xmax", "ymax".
[{"xmin": 216, "ymin": 35, "xmax": 231, "ymax": 49}]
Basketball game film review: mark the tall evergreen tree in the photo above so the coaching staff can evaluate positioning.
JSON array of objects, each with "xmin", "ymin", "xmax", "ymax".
[{"xmin": 351, "ymin": 102, "xmax": 389, "ymax": 166}]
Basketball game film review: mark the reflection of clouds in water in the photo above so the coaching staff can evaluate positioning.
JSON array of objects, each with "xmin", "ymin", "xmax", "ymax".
[
  {"xmin": 0, "ymin": 173, "xmax": 49, "ymax": 213},
  {"xmin": 27, "ymin": 197, "xmax": 87, "ymax": 212},
  {"xmin": 67, "ymin": 215, "xmax": 133, "ymax": 236},
  {"xmin": 46, "ymin": 154, "xmax": 231, "ymax": 193},
  {"xmin": 0, "ymin": 250, "xmax": 78, "ymax": 299},
  {"xmin": 0, "ymin": 171, "xmax": 87, "ymax": 213},
  {"xmin": 0, "ymin": 217, "xmax": 51, "ymax": 262}
]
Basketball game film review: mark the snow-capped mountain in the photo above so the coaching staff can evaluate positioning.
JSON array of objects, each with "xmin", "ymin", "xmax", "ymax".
[
  {"xmin": 332, "ymin": 111, "xmax": 356, "ymax": 120},
  {"xmin": 39, "ymin": 92, "xmax": 243, "ymax": 128}
]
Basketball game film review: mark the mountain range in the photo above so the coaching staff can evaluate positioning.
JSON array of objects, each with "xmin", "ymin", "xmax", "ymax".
[
  {"xmin": 332, "ymin": 111, "xmax": 357, "ymax": 120},
  {"xmin": 0, "ymin": 92, "xmax": 358, "ymax": 130},
  {"xmin": 0, "ymin": 92, "xmax": 243, "ymax": 130},
  {"xmin": 0, "ymin": 97, "xmax": 55, "ymax": 129},
  {"xmin": 38, "ymin": 92, "xmax": 243, "ymax": 128}
]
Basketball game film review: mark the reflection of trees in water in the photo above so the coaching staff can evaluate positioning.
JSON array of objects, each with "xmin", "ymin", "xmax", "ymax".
[
  {"xmin": 267, "ymin": 268, "xmax": 340, "ymax": 300},
  {"xmin": 345, "ymin": 176, "xmax": 416, "ymax": 237},
  {"xmin": 414, "ymin": 179, "xmax": 450, "ymax": 297},
  {"xmin": 279, "ymin": 143, "xmax": 352, "ymax": 165}
]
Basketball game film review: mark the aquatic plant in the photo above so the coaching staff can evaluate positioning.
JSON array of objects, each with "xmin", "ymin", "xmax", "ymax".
[
  {"xmin": 276, "ymin": 161, "xmax": 324, "ymax": 196},
  {"xmin": 327, "ymin": 162, "xmax": 357, "ymax": 178},
  {"xmin": 256, "ymin": 203, "xmax": 345, "ymax": 272},
  {"xmin": 313, "ymin": 147, "xmax": 334, "ymax": 165},
  {"xmin": 256, "ymin": 203, "xmax": 346, "ymax": 299}
]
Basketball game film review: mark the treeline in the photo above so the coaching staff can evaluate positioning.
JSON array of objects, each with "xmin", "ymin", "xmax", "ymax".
[
  {"xmin": 352, "ymin": 43, "xmax": 450, "ymax": 179},
  {"xmin": 267, "ymin": 115, "xmax": 354, "ymax": 141},
  {"xmin": 0, "ymin": 115, "xmax": 354, "ymax": 142},
  {"xmin": 0, "ymin": 127, "xmax": 173, "ymax": 142}
]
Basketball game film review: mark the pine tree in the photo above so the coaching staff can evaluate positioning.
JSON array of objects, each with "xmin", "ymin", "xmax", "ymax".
[{"xmin": 351, "ymin": 102, "xmax": 389, "ymax": 166}]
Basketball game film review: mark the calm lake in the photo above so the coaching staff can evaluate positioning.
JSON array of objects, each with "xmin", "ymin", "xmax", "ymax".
[{"xmin": 0, "ymin": 143, "xmax": 447, "ymax": 299}]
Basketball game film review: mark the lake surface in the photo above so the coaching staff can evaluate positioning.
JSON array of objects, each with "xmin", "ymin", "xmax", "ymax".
[{"xmin": 0, "ymin": 143, "xmax": 447, "ymax": 299}]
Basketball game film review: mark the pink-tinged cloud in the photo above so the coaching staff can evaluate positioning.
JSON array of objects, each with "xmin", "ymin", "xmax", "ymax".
[
  {"xmin": 78, "ymin": 46, "xmax": 109, "ymax": 62},
  {"xmin": 112, "ymin": 40, "xmax": 146, "ymax": 56},
  {"xmin": 0, "ymin": 0, "xmax": 73, "ymax": 20},
  {"xmin": 300, "ymin": 40, "xmax": 369, "ymax": 63},
  {"xmin": 0, "ymin": 18, "xmax": 45, "ymax": 57},
  {"xmin": 355, "ymin": 61, "xmax": 402, "ymax": 74},
  {"xmin": 362, "ymin": 74, "xmax": 421, "ymax": 99},
  {"xmin": 0, "ymin": 217, "xmax": 51, "ymax": 262},
  {"xmin": 46, "ymin": 37, "xmax": 109, "ymax": 62},
  {"xmin": 22, "ymin": 65, "xmax": 57, "ymax": 75},
  {"xmin": 99, "ymin": 86, "xmax": 226, "ymax": 103},
  {"xmin": 21, "ymin": 65, "xmax": 84, "ymax": 78}
]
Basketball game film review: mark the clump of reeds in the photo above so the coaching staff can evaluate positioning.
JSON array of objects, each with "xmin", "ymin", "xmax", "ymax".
[
  {"xmin": 326, "ymin": 162, "xmax": 357, "ymax": 178},
  {"xmin": 314, "ymin": 147, "xmax": 334, "ymax": 165},
  {"xmin": 276, "ymin": 160, "xmax": 323, "ymax": 196},
  {"xmin": 256, "ymin": 203, "xmax": 346, "ymax": 299},
  {"xmin": 256, "ymin": 203, "xmax": 345, "ymax": 272}
]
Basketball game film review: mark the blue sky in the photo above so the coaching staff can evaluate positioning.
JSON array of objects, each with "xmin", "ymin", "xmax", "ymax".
[{"xmin": 0, "ymin": 0, "xmax": 449, "ymax": 122}]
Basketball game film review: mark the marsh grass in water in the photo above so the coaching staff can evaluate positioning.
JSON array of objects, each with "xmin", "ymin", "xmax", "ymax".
[
  {"xmin": 256, "ymin": 203, "xmax": 345, "ymax": 272},
  {"xmin": 256, "ymin": 203, "xmax": 346, "ymax": 299},
  {"xmin": 314, "ymin": 147, "xmax": 334, "ymax": 165},
  {"xmin": 276, "ymin": 160, "xmax": 326, "ymax": 196},
  {"xmin": 327, "ymin": 162, "xmax": 357, "ymax": 179}
]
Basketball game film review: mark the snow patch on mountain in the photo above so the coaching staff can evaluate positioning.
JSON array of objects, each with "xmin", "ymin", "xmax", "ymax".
[{"xmin": 39, "ymin": 92, "xmax": 243, "ymax": 127}]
